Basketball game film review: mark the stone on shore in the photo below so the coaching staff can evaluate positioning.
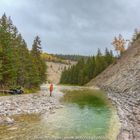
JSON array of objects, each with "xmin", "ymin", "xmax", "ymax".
[
  {"xmin": 0, "ymin": 85, "xmax": 63, "ymax": 124},
  {"xmin": 0, "ymin": 116, "xmax": 14, "ymax": 124}
]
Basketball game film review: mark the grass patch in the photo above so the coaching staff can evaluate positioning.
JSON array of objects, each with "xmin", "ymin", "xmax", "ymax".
[
  {"xmin": 61, "ymin": 89, "xmax": 110, "ymax": 108},
  {"xmin": 24, "ymin": 88, "xmax": 40, "ymax": 94},
  {"xmin": 0, "ymin": 92, "xmax": 11, "ymax": 96}
]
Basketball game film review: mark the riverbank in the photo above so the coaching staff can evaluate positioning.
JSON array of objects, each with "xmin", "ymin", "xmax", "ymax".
[
  {"xmin": 106, "ymin": 88, "xmax": 140, "ymax": 140},
  {"xmin": 87, "ymin": 40, "xmax": 140, "ymax": 140},
  {"xmin": 0, "ymin": 85, "xmax": 85, "ymax": 125},
  {"xmin": 91, "ymin": 84, "xmax": 139, "ymax": 140},
  {"xmin": 88, "ymin": 85, "xmax": 140, "ymax": 140},
  {"xmin": 0, "ymin": 86, "xmax": 120, "ymax": 140},
  {"xmin": 0, "ymin": 85, "xmax": 64, "ymax": 125}
]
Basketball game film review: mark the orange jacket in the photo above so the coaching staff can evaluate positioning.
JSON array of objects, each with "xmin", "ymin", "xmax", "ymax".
[{"xmin": 50, "ymin": 84, "xmax": 53, "ymax": 92}]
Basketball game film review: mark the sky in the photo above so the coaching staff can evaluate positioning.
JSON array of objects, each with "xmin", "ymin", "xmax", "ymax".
[{"xmin": 0, "ymin": 0, "xmax": 140, "ymax": 55}]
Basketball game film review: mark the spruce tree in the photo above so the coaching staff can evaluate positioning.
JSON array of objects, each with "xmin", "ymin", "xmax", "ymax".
[
  {"xmin": 0, "ymin": 13, "xmax": 47, "ymax": 89},
  {"xmin": 31, "ymin": 36, "xmax": 46, "ymax": 87}
]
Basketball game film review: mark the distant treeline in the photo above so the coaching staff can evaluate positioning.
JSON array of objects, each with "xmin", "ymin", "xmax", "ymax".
[
  {"xmin": 41, "ymin": 53, "xmax": 71, "ymax": 64},
  {"xmin": 54, "ymin": 54, "xmax": 89, "ymax": 61},
  {"xmin": 0, "ymin": 14, "xmax": 46, "ymax": 89},
  {"xmin": 60, "ymin": 49, "xmax": 115, "ymax": 85}
]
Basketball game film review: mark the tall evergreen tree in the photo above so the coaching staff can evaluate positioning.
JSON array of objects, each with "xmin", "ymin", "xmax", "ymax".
[
  {"xmin": 0, "ymin": 13, "xmax": 47, "ymax": 89},
  {"xmin": 31, "ymin": 36, "xmax": 46, "ymax": 87}
]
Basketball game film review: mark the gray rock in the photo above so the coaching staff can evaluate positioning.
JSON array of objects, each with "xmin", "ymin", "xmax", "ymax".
[{"xmin": 5, "ymin": 117, "xmax": 14, "ymax": 124}]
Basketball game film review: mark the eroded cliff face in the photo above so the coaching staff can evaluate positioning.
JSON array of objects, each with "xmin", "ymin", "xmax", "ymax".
[
  {"xmin": 46, "ymin": 61, "xmax": 76, "ymax": 84},
  {"xmin": 88, "ymin": 39, "xmax": 140, "ymax": 140}
]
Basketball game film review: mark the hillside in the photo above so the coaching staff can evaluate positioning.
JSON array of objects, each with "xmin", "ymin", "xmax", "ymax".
[
  {"xmin": 88, "ymin": 40, "xmax": 140, "ymax": 139},
  {"xmin": 43, "ymin": 53, "xmax": 78, "ymax": 84},
  {"xmin": 46, "ymin": 61, "xmax": 76, "ymax": 84}
]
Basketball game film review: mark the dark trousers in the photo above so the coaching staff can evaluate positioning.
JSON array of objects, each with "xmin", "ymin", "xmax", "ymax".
[{"xmin": 50, "ymin": 91, "xmax": 52, "ymax": 96}]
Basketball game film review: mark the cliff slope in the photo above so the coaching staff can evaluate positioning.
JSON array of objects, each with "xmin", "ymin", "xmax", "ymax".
[
  {"xmin": 46, "ymin": 61, "xmax": 76, "ymax": 84},
  {"xmin": 88, "ymin": 39, "xmax": 140, "ymax": 140}
]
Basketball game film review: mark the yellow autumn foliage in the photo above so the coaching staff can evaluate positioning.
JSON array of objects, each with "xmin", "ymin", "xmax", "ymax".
[{"xmin": 112, "ymin": 34, "xmax": 126, "ymax": 55}]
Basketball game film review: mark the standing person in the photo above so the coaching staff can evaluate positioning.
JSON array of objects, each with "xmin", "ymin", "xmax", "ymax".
[{"xmin": 49, "ymin": 83, "xmax": 53, "ymax": 97}]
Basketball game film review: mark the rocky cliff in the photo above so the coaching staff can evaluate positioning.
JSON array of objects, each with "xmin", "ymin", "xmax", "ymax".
[
  {"xmin": 46, "ymin": 61, "xmax": 76, "ymax": 84},
  {"xmin": 88, "ymin": 39, "xmax": 140, "ymax": 140}
]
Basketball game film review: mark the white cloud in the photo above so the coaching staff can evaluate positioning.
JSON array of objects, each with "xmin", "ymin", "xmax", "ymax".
[{"xmin": 0, "ymin": 0, "xmax": 140, "ymax": 55}]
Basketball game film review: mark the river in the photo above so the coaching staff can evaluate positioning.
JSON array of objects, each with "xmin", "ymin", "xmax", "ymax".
[{"xmin": 0, "ymin": 87, "xmax": 120, "ymax": 140}]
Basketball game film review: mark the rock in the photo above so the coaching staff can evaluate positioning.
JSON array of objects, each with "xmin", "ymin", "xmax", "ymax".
[
  {"xmin": 49, "ymin": 106, "xmax": 53, "ymax": 110},
  {"xmin": 135, "ymin": 115, "xmax": 140, "ymax": 122},
  {"xmin": 59, "ymin": 105, "xmax": 64, "ymax": 108},
  {"xmin": 8, "ymin": 126, "xmax": 18, "ymax": 131},
  {"xmin": 0, "ymin": 85, "xmax": 63, "ymax": 127},
  {"xmin": 0, "ymin": 116, "xmax": 15, "ymax": 124},
  {"xmin": 50, "ymin": 110, "xmax": 55, "ymax": 114},
  {"xmin": 5, "ymin": 117, "xmax": 14, "ymax": 124},
  {"xmin": 0, "ymin": 117, "xmax": 3, "ymax": 124},
  {"xmin": 55, "ymin": 106, "xmax": 61, "ymax": 109},
  {"xmin": 119, "ymin": 130, "xmax": 130, "ymax": 140}
]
